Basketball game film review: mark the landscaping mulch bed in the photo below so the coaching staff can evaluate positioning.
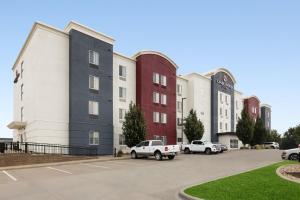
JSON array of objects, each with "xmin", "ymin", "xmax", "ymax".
[
  {"xmin": 279, "ymin": 164, "xmax": 300, "ymax": 182},
  {"xmin": 0, "ymin": 154, "xmax": 94, "ymax": 167}
]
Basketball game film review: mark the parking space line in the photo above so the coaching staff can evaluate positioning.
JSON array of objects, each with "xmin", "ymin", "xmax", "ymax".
[
  {"xmin": 81, "ymin": 163, "xmax": 109, "ymax": 169},
  {"xmin": 46, "ymin": 167, "xmax": 72, "ymax": 174},
  {"xmin": 106, "ymin": 161, "xmax": 141, "ymax": 166},
  {"xmin": 2, "ymin": 170, "xmax": 17, "ymax": 181}
]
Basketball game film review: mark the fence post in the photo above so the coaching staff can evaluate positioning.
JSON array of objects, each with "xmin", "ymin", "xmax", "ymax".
[{"xmin": 25, "ymin": 142, "xmax": 28, "ymax": 153}]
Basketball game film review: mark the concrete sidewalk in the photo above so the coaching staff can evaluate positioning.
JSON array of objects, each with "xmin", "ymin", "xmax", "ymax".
[{"xmin": 0, "ymin": 155, "xmax": 130, "ymax": 171}]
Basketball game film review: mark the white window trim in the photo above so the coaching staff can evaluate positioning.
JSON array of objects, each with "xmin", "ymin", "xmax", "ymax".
[
  {"xmin": 119, "ymin": 65, "xmax": 126, "ymax": 79},
  {"xmin": 153, "ymin": 112, "xmax": 160, "ymax": 123},
  {"xmin": 153, "ymin": 73, "xmax": 160, "ymax": 84},
  {"xmin": 161, "ymin": 113, "xmax": 167, "ymax": 124},
  {"xmin": 161, "ymin": 94, "xmax": 167, "ymax": 105},
  {"xmin": 89, "ymin": 50, "xmax": 99, "ymax": 66},
  {"xmin": 160, "ymin": 75, "xmax": 167, "ymax": 86},
  {"xmin": 89, "ymin": 101, "xmax": 99, "ymax": 116},
  {"xmin": 89, "ymin": 131, "xmax": 99, "ymax": 145},
  {"xmin": 119, "ymin": 87, "xmax": 126, "ymax": 100},
  {"xmin": 153, "ymin": 92, "xmax": 160, "ymax": 103},
  {"xmin": 89, "ymin": 75, "xmax": 99, "ymax": 91}
]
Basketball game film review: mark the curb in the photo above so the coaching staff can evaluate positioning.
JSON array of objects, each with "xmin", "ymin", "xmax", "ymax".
[
  {"xmin": 178, "ymin": 160, "xmax": 282, "ymax": 200},
  {"xmin": 276, "ymin": 164, "xmax": 300, "ymax": 184},
  {"xmin": 0, "ymin": 156, "xmax": 130, "ymax": 171}
]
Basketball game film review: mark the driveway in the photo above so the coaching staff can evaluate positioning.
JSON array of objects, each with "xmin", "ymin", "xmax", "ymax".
[{"xmin": 0, "ymin": 150, "xmax": 281, "ymax": 200}]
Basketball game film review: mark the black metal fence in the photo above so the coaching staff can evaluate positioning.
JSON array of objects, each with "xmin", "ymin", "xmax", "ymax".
[{"xmin": 0, "ymin": 142, "xmax": 97, "ymax": 156}]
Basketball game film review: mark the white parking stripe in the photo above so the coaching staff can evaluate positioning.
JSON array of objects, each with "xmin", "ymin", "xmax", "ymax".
[
  {"xmin": 46, "ymin": 167, "xmax": 72, "ymax": 174},
  {"xmin": 81, "ymin": 163, "xmax": 109, "ymax": 169},
  {"xmin": 2, "ymin": 171, "xmax": 17, "ymax": 181},
  {"xmin": 107, "ymin": 161, "xmax": 139, "ymax": 166}
]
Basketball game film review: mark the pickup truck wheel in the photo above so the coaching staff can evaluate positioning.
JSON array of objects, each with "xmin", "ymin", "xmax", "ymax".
[
  {"xmin": 168, "ymin": 155, "xmax": 175, "ymax": 160},
  {"xmin": 154, "ymin": 151, "xmax": 162, "ymax": 161},
  {"xmin": 131, "ymin": 151, "xmax": 137, "ymax": 159},
  {"xmin": 184, "ymin": 148, "xmax": 190, "ymax": 154},
  {"xmin": 205, "ymin": 148, "xmax": 211, "ymax": 155},
  {"xmin": 289, "ymin": 153, "xmax": 299, "ymax": 161}
]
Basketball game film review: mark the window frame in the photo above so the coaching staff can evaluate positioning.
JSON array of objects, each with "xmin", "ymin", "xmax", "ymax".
[
  {"xmin": 89, "ymin": 101, "xmax": 99, "ymax": 116},
  {"xmin": 89, "ymin": 131, "xmax": 99, "ymax": 145},
  {"xmin": 119, "ymin": 65, "xmax": 126, "ymax": 78},
  {"xmin": 89, "ymin": 50, "xmax": 99, "ymax": 66},
  {"xmin": 89, "ymin": 75, "xmax": 99, "ymax": 91}
]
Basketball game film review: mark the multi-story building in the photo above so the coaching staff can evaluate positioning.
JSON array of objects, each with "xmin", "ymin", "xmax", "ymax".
[
  {"xmin": 244, "ymin": 96, "xmax": 260, "ymax": 122},
  {"xmin": 7, "ymin": 21, "xmax": 271, "ymax": 154},
  {"xmin": 260, "ymin": 104, "xmax": 272, "ymax": 131}
]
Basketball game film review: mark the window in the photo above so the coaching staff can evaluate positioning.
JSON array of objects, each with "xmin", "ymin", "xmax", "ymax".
[
  {"xmin": 230, "ymin": 139, "xmax": 238, "ymax": 148},
  {"xmin": 220, "ymin": 122, "xmax": 223, "ymax": 130},
  {"xmin": 225, "ymin": 123, "xmax": 228, "ymax": 131},
  {"xmin": 177, "ymin": 101, "xmax": 182, "ymax": 112},
  {"xmin": 119, "ymin": 134, "xmax": 125, "ymax": 145},
  {"xmin": 89, "ymin": 50, "xmax": 99, "ymax": 65},
  {"xmin": 225, "ymin": 109, "xmax": 228, "ymax": 117},
  {"xmin": 153, "ymin": 135, "xmax": 167, "ymax": 145},
  {"xmin": 153, "ymin": 73, "xmax": 160, "ymax": 84},
  {"xmin": 89, "ymin": 101, "xmax": 99, "ymax": 115},
  {"xmin": 220, "ymin": 108, "xmax": 223, "ymax": 116},
  {"xmin": 177, "ymin": 118, "xmax": 183, "ymax": 126},
  {"xmin": 220, "ymin": 93, "xmax": 223, "ymax": 103},
  {"xmin": 254, "ymin": 107, "xmax": 257, "ymax": 114},
  {"xmin": 21, "ymin": 61, "xmax": 24, "ymax": 78},
  {"xmin": 119, "ymin": 65, "xmax": 126, "ymax": 78},
  {"xmin": 153, "ymin": 92, "xmax": 160, "ymax": 103},
  {"xmin": 225, "ymin": 95, "xmax": 228, "ymax": 104},
  {"xmin": 119, "ymin": 87, "xmax": 126, "ymax": 99},
  {"xmin": 21, "ymin": 84, "xmax": 24, "ymax": 101},
  {"xmin": 267, "ymin": 121, "xmax": 270, "ymax": 128},
  {"xmin": 89, "ymin": 75, "xmax": 99, "ymax": 90},
  {"xmin": 153, "ymin": 112, "xmax": 160, "ymax": 123},
  {"xmin": 160, "ymin": 75, "xmax": 167, "ymax": 86},
  {"xmin": 161, "ymin": 94, "xmax": 167, "ymax": 105},
  {"xmin": 267, "ymin": 111, "xmax": 270, "ymax": 118},
  {"xmin": 177, "ymin": 84, "xmax": 182, "ymax": 95},
  {"xmin": 161, "ymin": 113, "xmax": 167, "ymax": 124},
  {"xmin": 21, "ymin": 107, "xmax": 24, "ymax": 122},
  {"xmin": 89, "ymin": 131, "xmax": 99, "ymax": 145},
  {"xmin": 119, "ymin": 108, "xmax": 126, "ymax": 120}
]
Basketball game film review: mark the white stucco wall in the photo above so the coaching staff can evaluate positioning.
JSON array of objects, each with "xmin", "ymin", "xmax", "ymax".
[
  {"xmin": 234, "ymin": 90, "xmax": 244, "ymax": 131},
  {"xmin": 218, "ymin": 91, "xmax": 231, "ymax": 133},
  {"xmin": 112, "ymin": 53, "xmax": 136, "ymax": 150},
  {"xmin": 12, "ymin": 24, "xmax": 69, "ymax": 145}
]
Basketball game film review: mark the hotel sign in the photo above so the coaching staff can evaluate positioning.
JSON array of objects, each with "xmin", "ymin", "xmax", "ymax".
[{"xmin": 216, "ymin": 75, "xmax": 234, "ymax": 90}]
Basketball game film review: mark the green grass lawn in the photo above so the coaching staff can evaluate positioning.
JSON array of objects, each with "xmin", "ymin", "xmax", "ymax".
[{"xmin": 185, "ymin": 161, "xmax": 300, "ymax": 200}]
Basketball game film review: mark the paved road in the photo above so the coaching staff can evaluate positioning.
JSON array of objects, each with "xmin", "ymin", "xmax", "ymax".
[{"xmin": 0, "ymin": 150, "xmax": 282, "ymax": 200}]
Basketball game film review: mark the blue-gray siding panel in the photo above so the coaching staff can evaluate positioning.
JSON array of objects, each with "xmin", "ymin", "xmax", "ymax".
[{"xmin": 69, "ymin": 30, "xmax": 113, "ymax": 155}]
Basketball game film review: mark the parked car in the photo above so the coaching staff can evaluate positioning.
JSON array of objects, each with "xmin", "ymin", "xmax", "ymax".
[
  {"xmin": 130, "ymin": 140, "xmax": 180, "ymax": 161},
  {"xmin": 281, "ymin": 148, "xmax": 300, "ymax": 160},
  {"xmin": 214, "ymin": 143, "xmax": 228, "ymax": 153},
  {"xmin": 264, "ymin": 142, "xmax": 280, "ymax": 149},
  {"xmin": 181, "ymin": 140, "xmax": 221, "ymax": 154}
]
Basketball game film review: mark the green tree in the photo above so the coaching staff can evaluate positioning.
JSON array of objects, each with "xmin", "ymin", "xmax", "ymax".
[
  {"xmin": 281, "ymin": 125, "xmax": 300, "ymax": 149},
  {"xmin": 236, "ymin": 108, "xmax": 254, "ymax": 146},
  {"xmin": 122, "ymin": 103, "xmax": 147, "ymax": 148},
  {"xmin": 183, "ymin": 109, "xmax": 204, "ymax": 143},
  {"xmin": 266, "ymin": 129, "xmax": 281, "ymax": 143},
  {"xmin": 251, "ymin": 117, "xmax": 267, "ymax": 145}
]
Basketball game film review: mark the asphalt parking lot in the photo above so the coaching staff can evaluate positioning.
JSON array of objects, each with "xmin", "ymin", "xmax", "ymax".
[{"xmin": 0, "ymin": 150, "xmax": 281, "ymax": 200}]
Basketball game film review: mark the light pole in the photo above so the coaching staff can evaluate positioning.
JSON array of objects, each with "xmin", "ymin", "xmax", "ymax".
[{"xmin": 181, "ymin": 97, "xmax": 187, "ymax": 144}]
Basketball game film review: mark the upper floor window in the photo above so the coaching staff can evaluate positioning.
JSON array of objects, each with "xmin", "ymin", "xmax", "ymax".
[
  {"xmin": 267, "ymin": 111, "xmax": 270, "ymax": 118},
  {"xmin": 177, "ymin": 101, "xmax": 182, "ymax": 112},
  {"xmin": 220, "ymin": 93, "xmax": 223, "ymax": 103},
  {"xmin": 119, "ymin": 65, "xmax": 126, "ymax": 78},
  {"xmin": 153, "ymin": 112, "xmax": 160, "ymax": 123},
  {"xmin": 160, "ymin": 75, "xmax": 167, "ymax": 86},
  {"xmin": 119, "ymin": 108, "xmax": 126, "ymax": 120},
  {"xmin": 161, "ymin": 113, "xmax": 167, "ymax": 124},
  {"xmin": 225, "ymin": 96, "xmax": 228, "ymax": 104},
  {"xmin": 177, "ymin": 118, "xmax": 183, "ymax": 126},
  {"xmin": 89, "ymin": 101, "xmax": 99, "ymax": 116},
  {"xmin": 252, "ymin": 106, "xmax": 255, "ymax": 113},
  {"xmin": 153, "ymin": 92, "xmax": 160, "ymax": 103},
  {"xmin": 225, "ymin": 123, "xmax": 228, "ymax": 131},
  {"xmin": 177, "ymin": 84, "xmax": 182, "ymax": 95},
  {"xmin": 119, "ymin": 87, "xmax": 126, "ymax": 100},
  {"xmin": 89, "ymin": 75, "xmax": 99, "ymax": 91},
  {"xmin": 89, "ymin": 50, "xmax": 99, "ymax": 66},
  {"xmin": 220, "ymin": 108, "xmax": 223, "ymax": 116},
  {"xmin": 153, "ymin": 73, "xmax": 160, "ymax": 84},
  {"xmin": 21, "ymin": 84, "xmax": 24, "ymax": 101},
  {"xmin": 220, "ymin": 122, "xmax": 223, "ymax": 130},
  {"xmin": 161, "ymin": 94, "xmax": 167, "ymax": 105},
  {"xmin": 89, "ymin": 131, "xmax": 99, "ymax": 145}
]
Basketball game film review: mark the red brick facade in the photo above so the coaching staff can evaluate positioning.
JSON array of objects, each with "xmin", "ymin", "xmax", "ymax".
[
  {"xmin": 244, "ymin": 96, "xmax": 260, "ymax": 121},
  {"xmin": 136, "ymin": 53, "xmax": 177, "ymax": 145}
]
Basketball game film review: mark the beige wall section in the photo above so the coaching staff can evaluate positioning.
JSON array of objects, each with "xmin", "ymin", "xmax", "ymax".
[
  {"xmin": 181, "ymin": 73, "xmax": 211, "ymax": 143},
  {"xmin": 112, "ymin": 53, "xmax": 136, "ymax": 151},
  {"xmin": 12, "ymin": 24, "xmax": 69, "ymax": 145},
  {"xmin": 218, "ymin": 135, "xmax": 243, "ymax": 150},
  {"xmin": 234, "ymin": 90, "xmax": 244, "ymax": 132}
]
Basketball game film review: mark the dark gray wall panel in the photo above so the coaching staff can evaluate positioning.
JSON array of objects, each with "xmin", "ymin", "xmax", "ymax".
[{"xmin": 69, "ymin": 30, "xmax": 113, "ymax": 155}]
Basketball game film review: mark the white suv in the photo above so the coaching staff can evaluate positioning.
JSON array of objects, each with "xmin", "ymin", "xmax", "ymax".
[
  {"xmin": 264, "ymin": 142, "xmax": 279, "ymax": 149},
  {"xmin": 281, "ymin": 148, "xmax": 300, "ymax": 160}
]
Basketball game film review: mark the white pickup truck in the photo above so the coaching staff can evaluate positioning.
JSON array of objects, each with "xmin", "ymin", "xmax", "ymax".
[
  {"xmin": 181, "ymin": 140, "xmax": 221, "ymax": 154},
  {"xmin": 130, "ymin": 140, "xmax": 180, "ymax": 160}
]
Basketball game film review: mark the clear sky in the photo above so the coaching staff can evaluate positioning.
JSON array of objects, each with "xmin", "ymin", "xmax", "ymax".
[{"xmin": 0, "ymin": 0, "xmax": 299, "ymax": 138}]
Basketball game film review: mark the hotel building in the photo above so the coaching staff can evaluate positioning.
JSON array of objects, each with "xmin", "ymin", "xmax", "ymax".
[{"xmin": 8, "ymin": 21, "xmax": 271, "ymax": 154}]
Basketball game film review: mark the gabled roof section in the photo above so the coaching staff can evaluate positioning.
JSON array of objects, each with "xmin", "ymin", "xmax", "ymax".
[
  {"xmin": 204, "ymin": 67, "xmax": 236, "ymax": 84},
  {"xmin": 132, "ymin": 50, "xmax": 178, "ymax": 69},
  {"xmin": 65, "ymin": 21, "xmax": 115, "ymax": 45}
]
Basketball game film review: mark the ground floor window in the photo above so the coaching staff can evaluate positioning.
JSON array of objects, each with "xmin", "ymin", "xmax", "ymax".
[
  {"xmin": 89, "ymin": 131, "xmax": 99, "ymax": 145},
  {"xmin": 153, "ymin": 135, "xmax": 167, "ymax": 145},
  {"xmin": 230, "ymin": 139, "xmax": 238, "ymax": 148},
  {"xmin": 119, "ymin": 134, "xmax": 125, "ymax": 145},
  {"xmin": 177, "ymin": 137, "xmax": 182, "ymax": 142}
]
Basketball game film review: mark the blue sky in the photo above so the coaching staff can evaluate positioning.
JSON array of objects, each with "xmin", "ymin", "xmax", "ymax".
[{"xmin": 1, "ymin": 0, "xmax": 299, "ymax": 138}]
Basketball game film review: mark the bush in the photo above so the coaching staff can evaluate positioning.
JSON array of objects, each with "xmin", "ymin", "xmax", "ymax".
[{"xmin": 116, "ymin": 149, "xmax": 123, "ymax": 157}]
